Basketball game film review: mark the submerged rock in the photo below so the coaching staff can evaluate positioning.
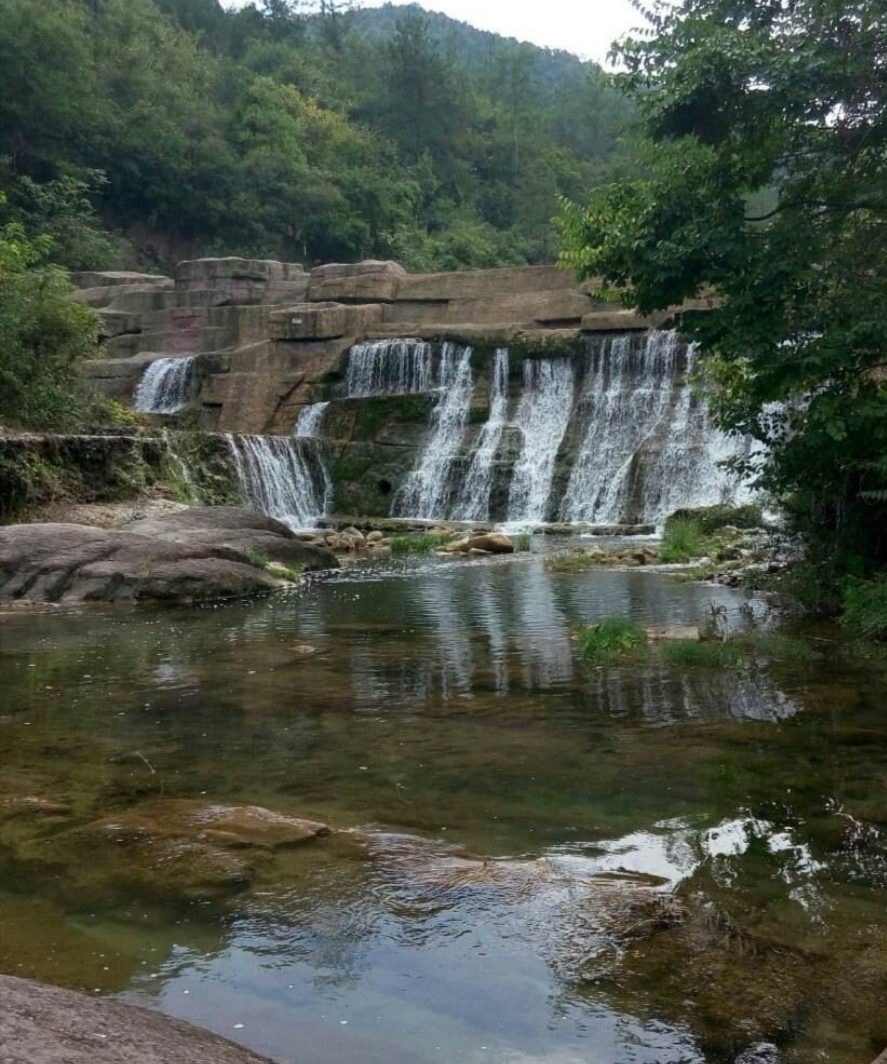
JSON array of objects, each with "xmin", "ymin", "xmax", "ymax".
[
  {"xmin": 80, "ymin": 799, "xmax": 331, "ymax": 851},
  {"xmin": 50, "ymin": 800, "xmax": 333, "ymax": 901},
  {"xmin": 0, "ymin": 507, "xmax": 338, "ymax": 605}
]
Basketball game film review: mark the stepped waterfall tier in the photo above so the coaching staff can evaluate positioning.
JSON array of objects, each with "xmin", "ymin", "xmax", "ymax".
[
  {"xmin": 133, "ymin": 357, "xmax": 195, "ymax": 414},
  {"xmin": 346, "ymin": 340, "xmax": 435, "ymax": 398},
  {"xmin": 558, "ymin": 333, "xmax": 752, "ymax": 524},
  {"xmin": 226, "ymin": 434, "xmax": 330, "ymax": 530},
  {"xmin": 506, "ymin": 357, "xmax": 577, "ymax": 523},
  {"xmin": 295, "ymin": 402, "xmax": 330, "ymax": 438},
  {"xmin": 273, "ymin": 332, "xmax": 755, "ymax": 525},
  {"xmin": 451, "ymin": 349, "xmax": 510, "ymax": 522},
  {"xmin": 393, "ymin": 343, "xmax": 475, "ymax": 519}
]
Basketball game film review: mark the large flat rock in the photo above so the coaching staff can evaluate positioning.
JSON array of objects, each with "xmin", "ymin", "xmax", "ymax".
[
  {"xmin": 0, "ymin": 975, "xmax": 276, "ymax": 1064},
  {"xmin": 0, "ymin": 507, "xmax": 338, "ymax": 605}
]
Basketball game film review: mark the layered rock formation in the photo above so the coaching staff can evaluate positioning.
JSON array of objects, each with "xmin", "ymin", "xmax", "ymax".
[
  {"xmin": 76, "ymin": 258, "xmax": 739, "ymax": 527},
  {"xmin": 80, "ymin": 257, "xmax": 671, "ymax": 435},
  {"xmin": 0, "ymin": 507, "xmax": 338, "ymax": 604}
]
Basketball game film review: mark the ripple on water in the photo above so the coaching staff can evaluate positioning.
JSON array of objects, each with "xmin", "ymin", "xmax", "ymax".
[{"xmin": 1, "ymin": 555, "xmax": 885, "ymax": 1064}]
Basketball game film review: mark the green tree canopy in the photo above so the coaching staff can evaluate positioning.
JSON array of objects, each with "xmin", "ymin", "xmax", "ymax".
[
  {"xmin": 0, "ymin": 0, "xmax": 637, "ymax": 271},
  {"xmin": 559, "ymin": 0, "xmax": 887, "ymax": 570},
  {"xmin": 0, "ymin": 196, "xmax": 99, "ymax": 428}
]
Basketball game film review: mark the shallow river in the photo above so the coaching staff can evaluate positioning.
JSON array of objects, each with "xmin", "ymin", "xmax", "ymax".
[{"xmin": 1, "ymin": 548, "xmax": 885, "ymax": 1064}]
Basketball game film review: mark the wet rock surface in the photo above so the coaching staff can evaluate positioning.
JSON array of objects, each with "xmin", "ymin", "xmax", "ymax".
[
  {"xmin": 440, "ymin": 532, "xmax": 516, "ymax": 555},
  {"xmin": 0, "ymin": 975, "xmax": 276, "ymax": 1064},
  {"xmin": 0, "ymin": 507, "xmax": 338, "ymax": 605},
  {"xmin": 8, "ymin": 799, "xmax": 333, "ymax": 904}
]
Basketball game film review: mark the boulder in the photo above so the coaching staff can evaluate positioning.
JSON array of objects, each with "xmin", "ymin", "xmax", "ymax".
[
  {"xmin": 81, "ymin": 799, "xmax": 330, "ymax": 851},
  {"xmin": 0, "ymin": 507, "xmax": 338, "ymax": 605},
  {"xmin": 124, "ymin": 507, "xmax": 338, "ymax": 572},
  {"xmin": 441, "ymin": 533, "xmax": 515, "ymax": 555},
  {"xmin": 69, "ymin": 270, "xmax": 173, "ymax": 290},
  {"xmin": 309, "ymin": 260, "xmax": 406, "ymax": 303},
  {"xmin": 0, "ymin": 975, "xmax": 277, "ymax": 1064}
]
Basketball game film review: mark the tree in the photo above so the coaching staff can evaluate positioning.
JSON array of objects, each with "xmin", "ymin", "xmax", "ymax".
[
  {"xmin": 0, "ymin": 197, "xmax": 99, "ymax": 429},
  {"xmin": 558, "ymin": 0, "xmax": 887, "ymax": 573}
]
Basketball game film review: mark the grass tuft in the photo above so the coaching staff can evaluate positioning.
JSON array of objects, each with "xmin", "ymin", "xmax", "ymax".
[
  {"xmin": 657, "ymin": 639, "xmax": 746, "ymax": 668},
  {"xmin": 658, "ymin": 517, "xmax": 711, "ymax": 563},
  {"xmin": 390, "ymin": 532, "xmax": 459, "ymax": 555},
  {"xmin": 576, "ymin": 619, "xmax": 648, "ymax": 664}
]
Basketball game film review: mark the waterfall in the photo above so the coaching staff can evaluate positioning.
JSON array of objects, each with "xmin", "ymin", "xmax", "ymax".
[
  {"xmin": 133, "ymin": 357, "xmax": 195, "ymax": 414},
  {"xmin": 226, "ymin": 434, "xmax": 329, "ymax": 530},
  {"xmin": 559, "ymin": 333, "xmax": 680, "ymax": 523},
  {"xmin": 295, "ymin": 402, "xmax": 329, "ymax": 438},
  {"xmin": 346, "ymin": 339, "xmax": 435, "ymax": 397},
  {"xmin": 559, "ymin": 332, "xmax": 751, "ymax": 524},
  {"xmin": 641, "ymin": 344, "xmax": 755, "ymax": 519},
  {"xmin": 451, "ymin": 348, "xmax": 510, "ymax": 522},
  {"xmin": 394, "ymin": 343, "xmax": 474, "ymax": 519},
  {"xmin": 506, "ymin": 358, "xmax": 576, "ymax": 523}
]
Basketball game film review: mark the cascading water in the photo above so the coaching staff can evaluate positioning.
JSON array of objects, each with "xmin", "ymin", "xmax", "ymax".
[
  {"xmin": 558, "ymin": 333, "xmax": 681, "ymax": 523},
  {"xmin": 332, "ymin": 332, "xmax": 754, "ymax": 526},
  {"xmin": 559, "ymin": 332, "xmax": 751, "ymax": 524},
  {"xmin": 394, "ymin": 343, "xmax": 474, "ymax": 519},
  {"xmin": 226, "ymin": 434, "xmax": 328, "ymax": 530},
  {"xmin": 451, "ymin": 349, "xmax": 510, "ymax": 522},
  {"xmin": 506, "ymin": 358, "xmax": 576, "ymax": 523},
  {"xmin": 641, "ymin": 344, "xmax": 755, "ymax": 519},
  {"xmin": 133, "ymin": 357, "xmax": 195, "ymax": 414},
  {"xmin": 295, "ymin": 402, "xmax": 330, "ymax": 438},
  {"xmin": 346, "ymin": 340, "xmax": 435, "ymax": 397}
]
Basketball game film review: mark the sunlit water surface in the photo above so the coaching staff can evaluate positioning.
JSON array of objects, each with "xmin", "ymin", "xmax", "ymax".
[{"xmin": 1, "ymin": 548, "xmax": 885, "ymax": 1064}]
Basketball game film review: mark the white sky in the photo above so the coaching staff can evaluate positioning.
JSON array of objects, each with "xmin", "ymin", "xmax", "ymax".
[{"xmin": 226, "ymin": 1, "xmax": 641, "ymax": 63}]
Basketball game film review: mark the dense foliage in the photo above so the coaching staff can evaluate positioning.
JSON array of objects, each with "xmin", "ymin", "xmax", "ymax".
[
  {"xmin": 0, "ymin": 201, "xmax": 100, "ymax": 429},
  {"xmin": 559, "ymin": 0, "xmax": 887, "ymax": 593},
  {"xmin": 0, "ymin": 0, "xmax": 635, "ymax": 272}
]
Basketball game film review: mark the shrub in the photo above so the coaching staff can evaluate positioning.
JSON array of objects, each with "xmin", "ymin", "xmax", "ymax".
[
  {"xmin": 658, "ymin": 639, "xmax": 746, "ymax": 668},
  {"xmin": 842, "ymin": 575, "xmax": 887, "ymax": 641},
  {"xmin": 658, "ymin": 517, "xmax": 710, "ymax": 563},
  {"xmin": 576, "ymin": 619, "xmax": 647, "ymax": 663},
  {"xmin": 0, "ymin": 207, "xmax": 99, "ymax": 430},
  {"xmin": 666, "ymin": 504, "xmax": 765, "ymax": 536}
]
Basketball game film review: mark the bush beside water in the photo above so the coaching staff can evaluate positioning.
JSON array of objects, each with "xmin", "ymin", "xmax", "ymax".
[{"xmin": 575, "ymin": 618, "xmax": 824, "ymax": 668}]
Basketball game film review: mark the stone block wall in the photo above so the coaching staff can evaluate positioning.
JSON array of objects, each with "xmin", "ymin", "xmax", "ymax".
[{"xmin": 80, "ymin": 256, "xmax": 666, "ymax": 435}]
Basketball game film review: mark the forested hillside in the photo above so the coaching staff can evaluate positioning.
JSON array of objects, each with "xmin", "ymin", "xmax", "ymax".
[{"xmin": 0, "ymin": 0, "xmax": 635, "ymax": 272}]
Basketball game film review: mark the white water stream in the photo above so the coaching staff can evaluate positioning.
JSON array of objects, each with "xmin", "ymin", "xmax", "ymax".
[
  {"xmin": 506, "ymin": 357, "xmax": 576, "ymax": 523},
  {"xmin": 346, "ymin": 339, "xmax": 435, "ymax": 397},
  {"xmin": 451, "ymin": 348, "xmax": 510, "ymax": 522},
  {"xmin": 294, "ymin": 402, "xmax": 330, "ymax": 438},
  {"xmin": 226, "ymin": 434, "xmax": 330, "ymax": 530},
  {"xmin": 394, "ymin": 343, "xmax": 474, "ymax": 518},
  {"xmin": 133, "ymin": 357, "xmax": 195, "ymax": 414}
]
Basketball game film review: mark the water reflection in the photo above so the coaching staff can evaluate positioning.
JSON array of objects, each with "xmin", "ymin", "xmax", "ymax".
[{"xmin": 1, "ymin": 553, "xmax": 885, "ymax": 1064}]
